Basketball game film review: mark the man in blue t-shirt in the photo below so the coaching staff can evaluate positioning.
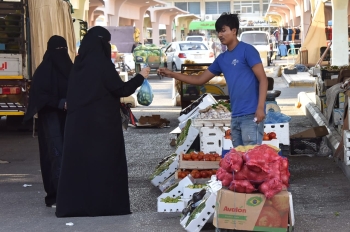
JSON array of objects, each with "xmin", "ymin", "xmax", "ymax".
[{"xmin": 158, "ymin": 13, "xmax": 268, "ymax": 146}]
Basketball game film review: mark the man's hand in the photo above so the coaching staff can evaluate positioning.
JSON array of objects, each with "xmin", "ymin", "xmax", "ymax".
[
  {"xmin": 255, "ymin": 108, "xmax": 265, "ymax": 123},
  {"xmin": 139, "ymin": 67, "xmax": 151, "ymax": 78},
  {"xmin": 157, "ymin": 68, "xmax": 173, "ymax": 78}
]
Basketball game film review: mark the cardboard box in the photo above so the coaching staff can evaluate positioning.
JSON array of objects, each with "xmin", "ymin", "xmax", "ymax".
[
  {"xmin": 333, "ymin": 108, "xmax": 344, "ymax": 126},
  {"xmin": 262, "ymin": 139, "xmax": 280, "ymax": 149},
  {"xmin": 289, "ymin": 126, "xmax": 329, "ymax": 155},
  {"xmin": 213, "ymin": 189, "xmax": 289, "ymax": 231}
]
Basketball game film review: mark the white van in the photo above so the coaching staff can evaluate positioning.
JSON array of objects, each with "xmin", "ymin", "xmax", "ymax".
[{"xmin": 239, "ymin": 31, "xmax": 274, "ymax": 66}]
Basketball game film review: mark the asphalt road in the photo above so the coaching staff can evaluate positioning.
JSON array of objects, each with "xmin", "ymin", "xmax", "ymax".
[{"xmin": 1, "ymin": 73, "xmax": 350, "ymax": 232}]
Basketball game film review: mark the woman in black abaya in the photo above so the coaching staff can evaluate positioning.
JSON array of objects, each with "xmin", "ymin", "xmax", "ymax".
[
  {"xmin": 55, "ymin": 26, "xmax": 150, "ymax": 217},
  {"xmin": 24, "ymin": 36, "xmax": 73, "ymax": 207}
]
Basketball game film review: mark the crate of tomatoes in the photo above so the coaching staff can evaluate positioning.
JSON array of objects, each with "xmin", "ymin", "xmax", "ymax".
[
  {"xmin": 176, "ymin": 169, "xmax": 217, "ymax": 180},
  {"xmin": 179, "ymin": 151, "xmax": 221, "ymax": 169},
  {"xmin": 262, "ymin": 132, "xmax": 279, "ymax": 148}
]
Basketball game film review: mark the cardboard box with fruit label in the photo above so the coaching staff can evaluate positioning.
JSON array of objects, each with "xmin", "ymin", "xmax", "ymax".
[{"xmin": 213, "ymin": 189, "xmax": 290, "ymax": 231}]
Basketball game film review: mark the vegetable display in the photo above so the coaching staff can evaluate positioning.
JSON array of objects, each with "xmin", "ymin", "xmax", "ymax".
[
  {"xmin": 197, "ymin": 101, "xmax": 231, "ymax": 119},
  {"xmin": 185, "ymin": 200, "xmax": 206, "ymax": 227},
  {"xmin": 217, "ymin": 145, "xmax": 290, "ymax": 198},
  {"xmin": 186, "ymin": 184, "xmax": 207, "ymax": 189},
  {"xmin": 160, "ymin": 196, "xmax": 181, "ymax": 203},
  {"xmin": 164, "ymin": 183, "xmax": 179, "ymax": 193},
  {"xmin": 176, "ymin": 120, "xmax": 191, "ymax": 147},
  {"xmin": 177, "ymin": 169, "xmax": 217, "ymax": 179},
  {"xmin": 150, "ymin": 154, "xmax": 177, "ymax": 180},
  {"xmin": 182, "ymin": 151, "xmax": 221, "ymax": 161}
]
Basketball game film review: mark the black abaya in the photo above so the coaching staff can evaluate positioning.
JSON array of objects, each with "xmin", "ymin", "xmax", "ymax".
[
  {"xmin": 56, "ymin": 26, "xmax": 144, "ymax": 217},
  {"xmin": 24, "ymin": 36, "xmax": 72, "ymax": 206}
]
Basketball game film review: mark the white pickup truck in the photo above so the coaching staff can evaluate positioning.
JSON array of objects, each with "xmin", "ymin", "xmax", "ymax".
[{"xmin": 239, "ymin": 31, "xmax": 274, "ymax": 66}]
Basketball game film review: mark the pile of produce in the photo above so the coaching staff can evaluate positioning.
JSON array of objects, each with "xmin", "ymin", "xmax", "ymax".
[
  {"xmin": 160, "ymin": 196, "xmax": 181, "ymax": 203},
  {"xmin": 186, "ymin": 184, "xmax": 207, "ymax": 189},
  {"xmin": 263, "ymin": 132, "xmax": 277, "ymax": 141},
  {"xmin": 149, "ymin": 153, "xmax": 177, "ymax": 180},
  {"xmin": 182, "ymin": 151, "xmax": 221, "ymax": 161},
  {"xmin": 198, "ymin": 101, "xmax": 231, "ymax": 119},
  {"xmin": 176, "ymin": 120, "xmax": 191, "ymax": 147},
  {"xmin": 133, "ymin": 44, "xmax": 163, "ymax": 63},
  {"xmin": 216, "ymin": 144, "xmax": 290, "ymax": 198},
  {"xmin": 177, "ymin": 169, "xmax": 217, "ymax": 179}
]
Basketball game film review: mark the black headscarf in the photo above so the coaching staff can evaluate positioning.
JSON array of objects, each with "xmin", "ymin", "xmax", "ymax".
[
  {"xmin": 66, "ymin": 26, "xmax": 117, "ymax": 112},
  {"xmin": 24, "ymin": 35, "xmax": 73, "ymax": 121}
]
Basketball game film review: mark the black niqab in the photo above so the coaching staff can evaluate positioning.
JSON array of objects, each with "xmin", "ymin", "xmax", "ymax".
[{"xmin": 24, "ymin": 35, "xmax": 73, "ymax": 121}]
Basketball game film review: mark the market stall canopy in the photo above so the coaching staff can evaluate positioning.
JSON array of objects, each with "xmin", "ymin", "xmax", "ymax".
[{"xmin": 28, "ymin": 0, "xmax": 76, "ymax": 73}]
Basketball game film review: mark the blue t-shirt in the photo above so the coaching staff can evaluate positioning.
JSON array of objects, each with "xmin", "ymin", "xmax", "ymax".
[{"xmin": 208, "ymin": 42, "xmax": 261, "ymax": 117}]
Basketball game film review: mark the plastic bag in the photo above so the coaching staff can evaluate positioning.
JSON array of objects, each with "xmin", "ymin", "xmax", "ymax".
[
  {"xmin": 137, "ymin": 79, "xmax": 153, "ymax": 106},
  {"xmin": 265, "ymin": 111, "xmax": 291, "ymax": 124}
]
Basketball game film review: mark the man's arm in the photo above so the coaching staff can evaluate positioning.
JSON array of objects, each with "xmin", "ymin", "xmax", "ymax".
[
  {"xmin": 158, "ymin": 68, "xmax": 216, "ymax": 85},
  {"xmin": 252, "ymin": 63, "xmax": 268, "ymax": 123}
]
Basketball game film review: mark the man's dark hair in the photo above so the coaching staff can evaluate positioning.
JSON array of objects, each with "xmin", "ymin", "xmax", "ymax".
[{"xmin": 215, "ymin": 13, "xmax": 240, "ymax": 33}]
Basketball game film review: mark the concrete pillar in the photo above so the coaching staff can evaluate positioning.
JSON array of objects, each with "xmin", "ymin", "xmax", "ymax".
[
  {"xmin": 175, "ymin": 25, "xmax": 182, "ymax": 41},
  {"xmin": 166, "ymin": 24, "xmax": 172, "ymax": 43},
  {"xmin": 286, "ymin": 4, "xmax": 296, "ymax": 27},
  {"xmin": 134, "ymin": 7, "xmax": 149, "ymax": 43},
  {"xmin": 331, "ymin": 0, "xmax": 349, "ymax": 66},
  {"xmin": 88, "ymin": 6, "xmax": 98, "ymax": 26},
  {"xmin": 151, "ymin": 22, "xmax": 160, "ymax": 46},
  {"xmin": 110, "ymin": 0, "xmax": 126, "ymax": 26},
  {"xmin": 302, "ymin": 10, "xmax": 311, "ymax": 43}
]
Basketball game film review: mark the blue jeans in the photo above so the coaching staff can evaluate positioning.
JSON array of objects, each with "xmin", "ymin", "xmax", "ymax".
[{"xmin": 230, "ymin": 114, "xmax": 264, "ymax": 147}]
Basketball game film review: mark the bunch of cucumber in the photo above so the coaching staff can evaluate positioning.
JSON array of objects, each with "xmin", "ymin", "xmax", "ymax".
[
  {"xmin": 186, "ymin": 184, "xmax": 207, "ymax": 189},
  {"xmin": 176, "ymin": 120, "xmax": 191, "ymax": 147},
  {"xmin": 149, "ymin": 155, "xmax": 176, "ymax": 180},
  {"xmin": 160, "ymin": 196, "xmax": 181, "ymax": 203}
]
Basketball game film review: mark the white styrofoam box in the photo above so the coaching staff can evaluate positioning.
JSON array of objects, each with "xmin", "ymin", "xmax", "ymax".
[
  {"xmin": 200, "ymin": 127, "xmax": 224, "ymax": 155},
  {"xmin": 262, "ymin": 138, "xmax": 280, "ymax": 148},
  {"xmin": 344, "ymin": 146, "xmax": 350, "ymax": 165},
  {"xmin": 160, "ymin": 175, "xmax": 195, "ymax": 198},
  {"xmin": 158, "ymin": 174, "xmax": 176, "ymax": 192},
  {"xmin": 183, "ymin": 186, "xmax": 206, "ymax": 199},
  {"xmin": 343, "ymin": 130, "xmax": 350, "ymax": 148},
  {"xmin": 192, "ymin": 118, "xmax": 231, "ymax": 127},
  {"xmin": 222, "ymin": 138, "xmax": 233, "ymax": 150},
  {"xmin": 151, "ymin": 159, "xmax": 179, "ymax": 187},
  {"xmin": 184, "ymin": 193, "xmax": 216, "ymax": 232},
  {"xmin": 333, "ymin": 108, "xmax": 344, "ymax": 126},
  {"xmin": 176, "ymin": 126, "xmax": 200, "ymax": 155},
  {"xmin": 264, "ymin": 122, "xmax": 290, "ymax": 145},
  {"xmin": 157, "ymin": 198, "xmax": 186, "ymax": 212},
  {"xmin": 178, "ymin": 94, "xmax": 217, "ymax": 123}
]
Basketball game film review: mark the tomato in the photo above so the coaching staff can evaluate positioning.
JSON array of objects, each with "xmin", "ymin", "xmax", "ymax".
[
  {"xmin": 183, "ymin": 154, "xmax": 191, "ymax": 160},
  {"xmin": 263, "ymin": 134, "xmax": 270, "ymax": 141},
  {"xmin": 269, "ymin": 132, "xmax": 277, "ymax": 140},
  {"xmin": 197, "ymin": 154, "xmax": 204, "ymax": 160},
  {"xmin": 191, "ymin": 153, "xmax": 198, "ymax": 160}
]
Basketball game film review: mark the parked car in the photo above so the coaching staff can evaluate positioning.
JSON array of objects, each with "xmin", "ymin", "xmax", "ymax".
[
  {"xmin": 239, "ymin": 31, "xmax": 274, "ymax": 66},
  {"xmin": 163, "ymin": 41, "xmax": 215, "ymax": 71}
]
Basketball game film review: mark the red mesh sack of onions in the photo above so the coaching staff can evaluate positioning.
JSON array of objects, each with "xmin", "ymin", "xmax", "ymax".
[
  {"xmin": 243, "ymin": 145, "xmax": 281, "ymax": 173},
  {"xmin": 228, "ymin": 180, "xmax": 255, "ymax": 193},
  {"xmin": 219, "ymin": 148, "xmax": 243, "ymax": 173},
  {"xmin": 259, "ymin": 178, "xmax": 283, "ymax": 199},
  {"xmin": 216, "ymin": 167, "xmax": 233, "ymax": 187},
  {"xmin": 234, "ymin": 164, "xmax": 269, "ymax": 185}
]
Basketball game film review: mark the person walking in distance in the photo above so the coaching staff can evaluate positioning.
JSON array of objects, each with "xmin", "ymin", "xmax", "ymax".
[{"xmin": 23, "ymin": 35, "xmax": 73, "ymax": 208}]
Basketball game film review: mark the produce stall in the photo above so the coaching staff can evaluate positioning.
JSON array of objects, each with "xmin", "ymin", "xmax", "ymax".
[
  {"xmin": 179, "ymin": 63, "xmax": 229, "ymax": 109},
  {"xmin": 149, "ymin": 93, "xmax": 294, "ymax": 232},
  {"xmin": 133, "ymin": 44, "xmax": 165, "ymax": 79}
]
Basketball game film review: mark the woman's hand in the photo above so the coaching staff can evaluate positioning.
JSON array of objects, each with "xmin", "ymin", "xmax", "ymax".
[{"xmin": 140, "ymin": 67, "xmax": 151, "ymax": 78}]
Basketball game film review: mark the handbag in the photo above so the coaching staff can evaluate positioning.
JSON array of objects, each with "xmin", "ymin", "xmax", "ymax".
[{"xmin": 120, "ymin": 102, "xmax": 138, "ymax": 130}]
